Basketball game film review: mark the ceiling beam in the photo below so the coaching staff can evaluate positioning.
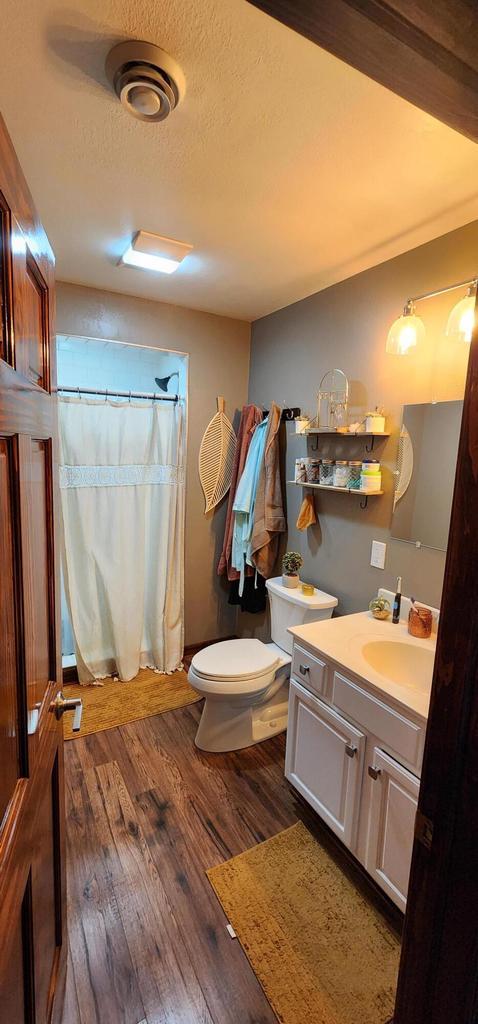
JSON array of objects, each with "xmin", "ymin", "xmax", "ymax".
[{"xmin": 246, "ymin": 0, "xmax": 478, "ymax": 142}]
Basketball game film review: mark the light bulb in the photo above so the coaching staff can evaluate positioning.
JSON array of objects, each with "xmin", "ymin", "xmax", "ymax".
[
  {"xmin": 386, "ymin": 305, "xmax": 425, "ymax": 355},
  {"xmin": 446, "ymin": 289, "xmax": 476, "ymax": 343}
]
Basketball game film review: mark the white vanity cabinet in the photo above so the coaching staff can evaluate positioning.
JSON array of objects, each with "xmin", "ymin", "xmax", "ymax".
[
  {"xmin": 286, "ymin": 640, "xmax": 425, "ymax": 910},
  {"xmin": 364, "ymin": 748, "xmax": 420, "ymax": 912},
  {"xmin": 286, "ymin": 680, "xmax": 365, "ymax": 847}
]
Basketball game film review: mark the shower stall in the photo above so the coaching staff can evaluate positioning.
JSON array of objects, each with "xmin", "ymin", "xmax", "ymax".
[{"xmin": 57, "ymin": 335, "xmax": 188, "ymax": 684}]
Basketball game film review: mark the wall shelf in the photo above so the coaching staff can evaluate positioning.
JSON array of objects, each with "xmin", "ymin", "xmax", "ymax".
[
  {"xmin": 287, "ymin": 479, "xmax": 383, "ymax": 510},
  {"xmin": 293, "ymin": 429, "xmax": 390, "ymax": 453}
]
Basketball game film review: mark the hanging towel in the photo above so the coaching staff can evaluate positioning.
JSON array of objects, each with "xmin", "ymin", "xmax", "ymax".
[
  {"xmin": 250, "ymin": 402, "xmax": 286, "ymax": 579},
  {"xmin": 231, "ymin": 416, "xmax": 268, "ymax": 595},
  {"xmin": 217, "ymin": 404, "xmax": 263, "ymax": 580},
  {"xmin": 296, "ymin": 493, "xmax": 317, "ymax": 530}
]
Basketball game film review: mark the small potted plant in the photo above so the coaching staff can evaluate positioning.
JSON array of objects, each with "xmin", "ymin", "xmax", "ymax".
[
  {"xmin": 282, "ymin": 551, "xmax": 303, "ymax": 589},
  {"xmin": 369, "ymin": 595, "xmax": 391, "ymax": 620}
]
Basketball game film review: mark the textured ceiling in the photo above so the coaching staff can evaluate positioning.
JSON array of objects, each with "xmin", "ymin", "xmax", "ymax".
[{"xmin": 1, "ymin": 0, "xmax": 477, "ymax": 321}]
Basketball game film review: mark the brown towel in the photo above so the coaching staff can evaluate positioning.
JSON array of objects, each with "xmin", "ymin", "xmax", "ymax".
[
  {"xmin": 296, "ymin": 493, "xmax": 317, "ymax": 530},
  {"xmin": 250, "ymin": 402, "xmax": 287, "ymax": 579}
]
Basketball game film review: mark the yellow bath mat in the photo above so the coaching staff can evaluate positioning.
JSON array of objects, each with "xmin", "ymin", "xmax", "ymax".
[
  {"xmin": 63, "ymin": 667, "xmax": 200, "ymax": 740},
  {"xmin": 207, "ymin": 821, "xmax": 400, "ymax": 1024}
]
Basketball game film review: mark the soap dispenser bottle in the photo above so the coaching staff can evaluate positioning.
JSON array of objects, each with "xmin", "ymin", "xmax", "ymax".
[{"xmin": 392, "ymin": 576, "xmax": 402, "ymax": 624}]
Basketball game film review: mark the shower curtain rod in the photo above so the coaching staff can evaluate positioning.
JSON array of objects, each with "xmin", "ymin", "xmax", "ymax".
[{"xmin": 58, "ymin": 386, "xmax": 179, "ymax": 403}]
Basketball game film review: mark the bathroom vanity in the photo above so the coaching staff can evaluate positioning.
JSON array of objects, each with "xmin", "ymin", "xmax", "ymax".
[{"xmin": 286, "ymin": 610, "xmax": 435, "ymax": 911}]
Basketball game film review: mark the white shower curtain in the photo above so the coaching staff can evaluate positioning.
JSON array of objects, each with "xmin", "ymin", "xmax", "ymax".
[{"xmin": 59, "ymin": 397, "xmax": 185, "ymax": 684}]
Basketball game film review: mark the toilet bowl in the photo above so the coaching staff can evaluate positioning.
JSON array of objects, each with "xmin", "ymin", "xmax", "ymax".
[{"xmin": 188, "ymin": 576, "xmax": 338, "ymax": 752}]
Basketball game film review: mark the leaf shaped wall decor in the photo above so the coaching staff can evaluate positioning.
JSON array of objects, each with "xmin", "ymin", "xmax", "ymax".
[
  {"xmin": 393, "ymin": 424, "xmax": 414, "ymax": 511},
  {"xmin": 199, "ymin": 397, "xmax": 237, "ymax": 514}
]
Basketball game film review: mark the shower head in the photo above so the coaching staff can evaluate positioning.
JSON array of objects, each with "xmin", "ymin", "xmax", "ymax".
[{"xmin": 155, "ymin": 371, "xmax": 179, "ymax": 392}]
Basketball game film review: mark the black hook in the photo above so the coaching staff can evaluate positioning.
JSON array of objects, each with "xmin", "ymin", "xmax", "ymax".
[{"xmin": 360, "ymin": 495, "xmax": 369, "ymax": 510}]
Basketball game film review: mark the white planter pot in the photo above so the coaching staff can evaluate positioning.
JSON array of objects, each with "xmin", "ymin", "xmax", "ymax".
[{"xmin": 282, "ymin": 573, "xmax": 299, "ymax": 589}]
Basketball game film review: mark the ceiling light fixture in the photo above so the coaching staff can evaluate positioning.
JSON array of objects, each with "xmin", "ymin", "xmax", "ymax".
[
  {"xmin": 120, "ymin": 231, "xmax": 193, "ymax": 275},
  {"xmin": 386, "ymin": 275, "xmax": 478, "ymax": 354}
]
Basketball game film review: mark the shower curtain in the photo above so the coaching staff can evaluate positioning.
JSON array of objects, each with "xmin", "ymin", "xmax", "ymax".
[{"xmin": 59, "ymin": 397, "xmax": 185, "ymax": 684}]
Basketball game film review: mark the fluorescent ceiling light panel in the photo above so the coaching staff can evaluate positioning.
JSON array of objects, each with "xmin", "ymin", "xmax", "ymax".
[{"xmin": 120, "ymin": 230, "xmax": 193, "ymax": 274}]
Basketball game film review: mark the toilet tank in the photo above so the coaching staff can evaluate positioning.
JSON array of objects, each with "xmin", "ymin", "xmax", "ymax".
[{"xmin": 265, "ymin": 577, "xmax": 338, "ymax": 655}]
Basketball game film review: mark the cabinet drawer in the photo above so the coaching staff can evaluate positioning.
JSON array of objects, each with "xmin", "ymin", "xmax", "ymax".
[
  {"xmin": 332, "ymin": 671, "xmax": 422, "ymax": 771},
  {"xmin": 291, "ymin": 644, "xmax": 327, "ymax": 697}
]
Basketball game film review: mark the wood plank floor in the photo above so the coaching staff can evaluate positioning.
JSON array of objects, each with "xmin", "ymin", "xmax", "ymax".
[{"xmin": 62, "ymin": 700, "xmax": 300, "ymax": 1024}]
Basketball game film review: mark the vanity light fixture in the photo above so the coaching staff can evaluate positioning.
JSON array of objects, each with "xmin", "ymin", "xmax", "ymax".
[
  {"xmin": 386, "ymin": 300, "xmax": 425, "ymax": 355},
  {"xmin": 386, "ymin": 275, "xmax": 478, "ymax": 354},
  {"xmin": 446, "ymin": 282, "xmax": 477, "ymax": 344},
  {"xmin": 120, "ymin": 231, "xmax": 193, "ymax": 274}
]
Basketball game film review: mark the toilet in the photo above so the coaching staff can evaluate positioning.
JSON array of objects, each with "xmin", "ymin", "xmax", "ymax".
[{"xmin": 188, "ymin": 576, "xmax": 338, "ymax": 752}]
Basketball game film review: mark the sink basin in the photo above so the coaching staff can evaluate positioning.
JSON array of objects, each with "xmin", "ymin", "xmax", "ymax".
[{"xmin": 361, "ymin": 640, "xmax": 435, "ymax": 691}]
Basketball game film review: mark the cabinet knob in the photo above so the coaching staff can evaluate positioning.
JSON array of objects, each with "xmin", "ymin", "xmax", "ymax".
[
  {"xmin": 368, "ymin": 765, "xmax": 382, "ymax": 780},
  {"xmin": 299, "ymin": 663, "xmax": 310, "ymax": 675},
  {"xmin": 345, "ymin": 744, "xmax": 357, "ymax": 758}
]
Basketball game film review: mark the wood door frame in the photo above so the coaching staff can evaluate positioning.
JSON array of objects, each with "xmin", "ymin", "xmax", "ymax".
[
  {"xmin": 246, "ymin": 0, "xmax": 478, "ymax": 142},
  {"xmin": 0, "ymin": 111, "xmax": 65, "ymax": 1023}
]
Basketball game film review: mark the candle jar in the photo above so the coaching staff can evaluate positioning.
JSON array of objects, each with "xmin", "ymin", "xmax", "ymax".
[
  {"xmin": 319, "ymin": 459, "xmax": 335, "ymax": 486},
  {"xmin": 306, "ymin": 459, "xmax": 321, "ymax": 483},
  {"xmin": 333, "ymin": 460, "xmax": 348, "ymax": 488},
  {"xmin": 347, "ymin": 461, "xmax": 362, "ymax": 489}
]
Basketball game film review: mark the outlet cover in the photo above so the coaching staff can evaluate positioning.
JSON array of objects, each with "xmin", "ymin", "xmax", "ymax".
[{"xmin": 371, "ymin": 540, "xmax": 386, "ymax": 569}]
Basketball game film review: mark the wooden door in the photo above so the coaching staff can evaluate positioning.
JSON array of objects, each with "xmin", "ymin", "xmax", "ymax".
[
  {"xmin": 0, "ymin": 112, "xmax": 65, "ymax": 1022},
  {"xmin": 364, "ymin": 748, "xmax": 420, "ymax": 912},
  {"xmin": 286, "ymin": 680, "xmax": 365, "ymax": 847}
]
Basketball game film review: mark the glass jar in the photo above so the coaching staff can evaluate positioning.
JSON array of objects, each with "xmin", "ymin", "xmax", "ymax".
[
  {"xmin": 306, "ymin": 459, "xmax": 321, "ymax": 483},
  {"xmin": 295, "ymin": 458, "xmax": 307, "ymax": 483},
  {"xmin": 333, "ymin": 460, "xmax": 348, "ymax": 488},
  {"xmin": 319, "ymin": 459, "xmax": 335, "ymax": 486},
  {"xmin": 347, "ymin": 460, "xmax": 362, "ymax": 489}
]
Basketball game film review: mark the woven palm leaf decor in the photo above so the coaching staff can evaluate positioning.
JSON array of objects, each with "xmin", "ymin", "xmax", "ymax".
[
  {"xmin": 199, "ymin": 397, "xmax": 237, "ymax": 513},
  {"xmin": 393, "ymin": 424, "xmax": 414, "ymax": 511}
]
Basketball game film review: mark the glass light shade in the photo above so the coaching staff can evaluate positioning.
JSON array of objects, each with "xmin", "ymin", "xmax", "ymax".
[
  {"xmin": 386, "ymin": 313, "xmax": 425, "ymax": 355},
  {"xmin": 446, "ymin": 294, "xmax": 476, "ymax": 343}
]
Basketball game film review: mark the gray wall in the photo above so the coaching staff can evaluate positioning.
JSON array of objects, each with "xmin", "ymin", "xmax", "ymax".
[
  {"xmin": 246, "ymin": 219, "xmax": 478, "ymax": 626},
  {"xmin": 56, "ymin": 281, "xmax": 251, "ymax": 647}
]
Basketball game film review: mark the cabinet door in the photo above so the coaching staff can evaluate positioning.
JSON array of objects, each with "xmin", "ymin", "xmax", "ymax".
[
  {"xmin": 286, "ymin": 680, "xmax": 365, "ymax": 848},
  {"xmin": 365, "ymin": 747, "xmax": 420, "ymax": 911}
]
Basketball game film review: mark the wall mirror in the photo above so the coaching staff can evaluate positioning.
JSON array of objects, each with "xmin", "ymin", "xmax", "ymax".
[{"xmin": 392, "ymin": 400, "xmax": 463, "ymax": 551}]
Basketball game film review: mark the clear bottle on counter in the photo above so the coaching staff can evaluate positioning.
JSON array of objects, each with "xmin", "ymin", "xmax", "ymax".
[
  {"xmin": 333, "ymin": 460, "xmax": 348, "ymax": 488},
  {"xmin": 319, "ymin": 459, "xmax": 335, "ymax": 486}
]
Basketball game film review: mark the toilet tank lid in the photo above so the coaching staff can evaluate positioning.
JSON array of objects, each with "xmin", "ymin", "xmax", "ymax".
[
  {"xmin": 191, "ymin": 638, "xmax": 279, "ymax": 681},
  {"xmin": 266, "ymin": 577, "xmax": 338, "ymax": 610}
]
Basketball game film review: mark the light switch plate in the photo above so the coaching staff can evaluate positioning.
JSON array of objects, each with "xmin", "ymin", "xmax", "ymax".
[{"xmin": 371, "ymin": 540, "xmax": 386, "ymax": 569}]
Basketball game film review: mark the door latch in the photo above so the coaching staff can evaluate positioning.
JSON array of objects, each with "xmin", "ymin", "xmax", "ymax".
[
  {"xmin": 415, "ymin": 810, "xmax": 434, "ymax": 850},
  {"xmin": 49, "ymin": 690, "xmax": 83, "ymax": 732}
]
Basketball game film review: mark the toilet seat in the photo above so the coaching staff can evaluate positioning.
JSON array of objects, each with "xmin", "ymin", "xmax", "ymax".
[{"xmin": 190, "ymin": 638, "xmax": 280, "ymax": 695}]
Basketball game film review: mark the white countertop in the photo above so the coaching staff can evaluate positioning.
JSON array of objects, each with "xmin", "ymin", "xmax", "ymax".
[{"xmin": 289, "ymin": 611, "xmax": 436, "ymax": 721}]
